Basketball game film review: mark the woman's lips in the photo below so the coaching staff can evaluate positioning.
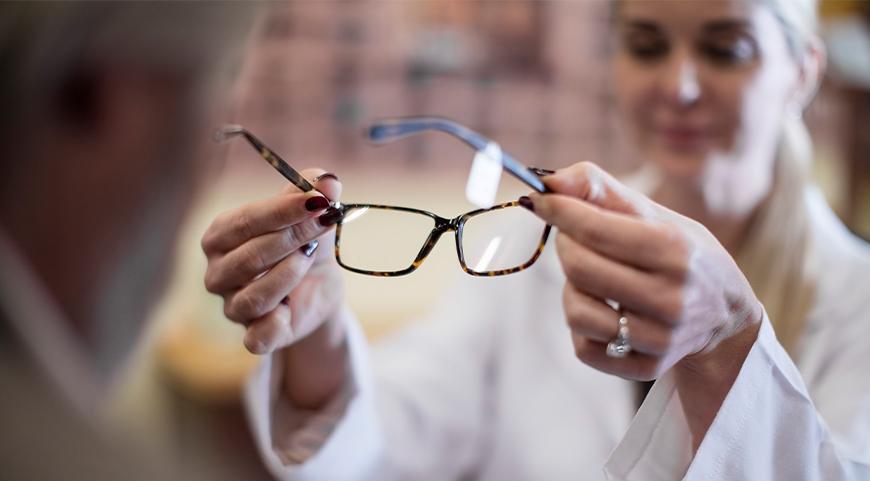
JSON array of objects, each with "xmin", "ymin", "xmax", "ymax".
[{"xmin": 656, "ymin": 126, "xmax": 712, "ymax": 148}]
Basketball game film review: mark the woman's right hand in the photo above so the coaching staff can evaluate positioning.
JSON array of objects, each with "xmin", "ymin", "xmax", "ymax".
[{"xmin": 201, "ymin": 170, "xmax": 345, "ymax": 355}]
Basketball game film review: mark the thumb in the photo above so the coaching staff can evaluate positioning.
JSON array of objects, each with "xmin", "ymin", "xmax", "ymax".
[{"xmin": 540, "ymin": 162, "xmax": 645, "ymax": 217}]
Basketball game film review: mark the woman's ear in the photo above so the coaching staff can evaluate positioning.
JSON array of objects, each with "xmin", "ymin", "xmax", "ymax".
[{"xmin": 793, "ymin": 35, "xmax": 827, "ymax": 108}]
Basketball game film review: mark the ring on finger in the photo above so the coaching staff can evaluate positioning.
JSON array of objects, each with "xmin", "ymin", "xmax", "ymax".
[{"xmin": 606, "ymin": 312, "xmax": 632, "ymax": 358}]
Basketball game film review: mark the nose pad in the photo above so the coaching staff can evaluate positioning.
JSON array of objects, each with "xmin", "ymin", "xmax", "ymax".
[
  {"xmin": 413, "ymin": 220, "xmax": 454, "ymax": 265},
  {"xmin": 678, "ymin": 62, "xmax": 700, "ymax": 105}
]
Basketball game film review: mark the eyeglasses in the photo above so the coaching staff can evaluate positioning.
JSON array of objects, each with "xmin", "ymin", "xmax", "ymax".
[{"xmin": 216, "ymin": 117, "xmax": 551, "ymax": 277}]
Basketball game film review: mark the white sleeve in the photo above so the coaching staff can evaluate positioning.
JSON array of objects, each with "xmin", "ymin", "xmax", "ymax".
[
  {"xmin": 243, "ymin": 305, "xmax": 385, "ymax": 481},
  {"xmin": 242, "ymin": 272, "xmax": 537, "ymax": 480},
  {"xmin": 603, "ymin": 312, "xmax": 870, "ymax": 480},
  {"xmin": 364, "ymin": 274, "xmax": 508, "ymax": 479}
]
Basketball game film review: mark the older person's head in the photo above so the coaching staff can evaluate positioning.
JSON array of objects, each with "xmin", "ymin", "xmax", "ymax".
[{"xmin": 0, "ymin": 2, "xmax": 256, "ymax": 377}]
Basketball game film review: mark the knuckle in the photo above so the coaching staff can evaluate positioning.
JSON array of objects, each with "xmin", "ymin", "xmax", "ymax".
[
  {"xmin": 555, "ymin": 234, "xmax": 585, "ymax": 278},
  {"xmin": 574, "ymin": 341, "xmax": 593, "ymax": 364},
  {"xmin": 280, "ymin": 255, "xmax": 309, "ymax": 284},
  {"xmin": 660, "ymin": 225, "xmax": 691, "ymax": 274},
  {"xmin": 578, "ymin": 161, "xmax": 601, "ymax": 177},
  {"xmin": 662, "ymin": 224, "xmax": 688, "ymax": 251},
  {"xmin": 223, "ymin": 299, "xmax": 240, "ymax": 322},
  {"xmin": 239, "ymin": 243, "xmax": 267, "ymax": 277},
  {"xmin": 229, "ymin": 211, "xmax": 257, "ymax": 244},
  {"xmin": 203, "ymin": 268, "xmax": 221, "ymax": 294},
  {"xmin": 201, "ymin": 232, "xmax": 216, "ymax": 255},
  {"xmin": 234, "ymin": 289, "xmax": 269, "ymax": 320},
  {"xmin": 650, "ymin": 329, "xmax": 673, "ymax": 354},
  {"xmin": 657, "ymin": 290, "xmax": 684, "ymax": 322},
  {"xmin": 201, "ymin": 218, "xmax": 226, "ymax": 255},
  {"xmin": 280, "ymin": 225, "xmax": 303, "ymax": 249},
  {"xmin": 562, "ymin": 288, "xmax": 584, "ymax": 330},
  {"xmin": 293, "ymin": 218, "xmax": 324, "ymax": 243}
]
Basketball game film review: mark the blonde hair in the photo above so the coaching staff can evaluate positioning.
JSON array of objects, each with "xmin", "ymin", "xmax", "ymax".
[{"xmin": 734, "ymin": 0, "xmax": 820, "ymax": 358}]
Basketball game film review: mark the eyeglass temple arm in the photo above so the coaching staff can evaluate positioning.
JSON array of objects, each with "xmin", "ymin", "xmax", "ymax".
[
  {"xmin": 367, "ymin": 117, "xmax": 549, "ymax": 193},
  {"xmin": 215, "ymin": 125, "xmax": 316, "ymax": 193}
]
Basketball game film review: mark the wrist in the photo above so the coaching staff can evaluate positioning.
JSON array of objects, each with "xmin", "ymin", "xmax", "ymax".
[
  {"xmin": 281, "ymin": 313, "xmax": 348, "ymax": 410},
  {"xmin": 673, "ymin": 302, "xmax": 762, "ymax": 453}
]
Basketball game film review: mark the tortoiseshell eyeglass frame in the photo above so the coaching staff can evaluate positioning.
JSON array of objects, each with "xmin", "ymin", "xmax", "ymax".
[
  {"xmin": 335, "ymin": 202, "xmax": 552, "ymax": 277},
  {"xmin": 214, "ymin": 118, "xmax": 553, "ymax": 277},
  {"xmin": 214, "ymin": 125, "xmax": 339, "ymax": 208}
]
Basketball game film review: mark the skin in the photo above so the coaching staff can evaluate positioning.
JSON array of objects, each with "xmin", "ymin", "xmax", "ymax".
[
  {"xmin": 202, "ymin": 0, "xmax": 824, "ymax": 456},
  {"xmin": 201, "ymin": 175, "xmax": 348, "ymax": 409}
]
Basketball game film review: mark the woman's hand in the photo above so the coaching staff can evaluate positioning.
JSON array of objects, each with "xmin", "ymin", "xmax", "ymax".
[
  {"xmin": 529, "ymin": 162, "xmax": 763, "ymax": 450},
  {"xmin": 201, "ymin": 170, "xmax": 345, "ymax": 356}
]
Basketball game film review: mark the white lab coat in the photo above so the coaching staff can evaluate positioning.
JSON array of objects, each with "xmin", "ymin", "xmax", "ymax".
[{"xmin": 246, "ymin": 187, "xmax": 870, "ymax": 480}]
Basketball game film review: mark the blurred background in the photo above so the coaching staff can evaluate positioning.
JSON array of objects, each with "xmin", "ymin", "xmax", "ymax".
[{"xmin": 104, "ymin": 2, "xmax": 870, "ymax": 479}]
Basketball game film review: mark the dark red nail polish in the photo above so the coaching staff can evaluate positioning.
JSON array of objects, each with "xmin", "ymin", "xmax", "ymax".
[
  {"xmin": 319, "ymin": 207, "xmax": 344, "ymax": 226},
  {"xmin": 518, "ymin": 196, "xmax": 534, "ymax": 212},
  {"xmin": 305, "ymin": 196, "xmax": 330, "ymax": 212},
  {"xmin": 312, "ymin": 172, "xmax": 338, "ymax": 183},
  {"xmin": 301, "ymin": 240, "xmax": 319, "ymax": 257}
]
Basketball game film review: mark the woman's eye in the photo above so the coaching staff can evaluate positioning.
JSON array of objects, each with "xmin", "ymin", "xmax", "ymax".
[
  {"xmin": 623, "ymin": 32, "xmax": 669, "ymax": 61},
  {"xmin": 699, "ymin": 36, "xmax": 758, "ymax": 65}
]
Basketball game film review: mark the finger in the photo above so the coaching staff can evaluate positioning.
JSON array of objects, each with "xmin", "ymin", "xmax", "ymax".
[
  {"xmin": 223, "ymin": 249, "xmax": 316, "ymax": 323},
  {"xmin": 555, "ymin": 232, "xmax": 683, "ymax": 324},
  {"xmin": 532, "ymin": 192, "xmax": 689, "ymax": 275},
  {"xmin": 571, "ymin": 336, "xmax": 663, "ymax": 382},
  {"xmin": 205, "ymin": 220, "xmax": 326, "ymax": 294},
  {"xmin": 300, "ymin": 168, "xmax": 342, "ymax": 204},
  {"xmin": 202, "ymin": 190, "xmax": 332, "ymax": 256},
  {"xmin": 562, "ymin": 285, "xmax": 673, "ymax": 356},
  {"xmin": 244, "ymin": 302, "xmax": 293, "ymax": 355},
  {"xmin": 540, "ymin": 162, "xmax": 641, "ymax": 216}
]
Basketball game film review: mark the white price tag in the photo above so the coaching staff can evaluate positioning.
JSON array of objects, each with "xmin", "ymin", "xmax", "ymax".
[{"xmin": 465, "ymin": 142, "xmax": 503, "ymax": 209}]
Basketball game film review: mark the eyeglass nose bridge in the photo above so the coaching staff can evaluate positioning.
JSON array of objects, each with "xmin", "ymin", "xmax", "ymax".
[{"xmin": 410, "ymin": 215, "xmax": 461, "ymax": 270}]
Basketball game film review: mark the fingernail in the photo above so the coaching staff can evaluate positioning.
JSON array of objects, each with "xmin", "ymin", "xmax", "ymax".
[
  {"xmin": 312, "ymin": 172, "xmax": 338, "ymax": 183},
  {"xmin": 301, "ymin": 240, "xmax": 319, "ymax": 257},
  {"xmin": 518, "ymin": 195, "xmax": 534, "ymax": 212},
  {"xmin": 529, "ymin": 167, "xmax": 556, "ymax": 176},
  {"xmin": 305, "ymin": 196, "xmax": 330, "ymax": 212},
  {"xmin": 319, "ymin": 207, "xmax": 344, "ymax": 226}
]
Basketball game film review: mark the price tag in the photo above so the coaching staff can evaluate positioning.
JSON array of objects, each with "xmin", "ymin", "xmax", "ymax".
[{"xmin": 465, "ymin": 141, "xmax": 503, "ymax": 209}]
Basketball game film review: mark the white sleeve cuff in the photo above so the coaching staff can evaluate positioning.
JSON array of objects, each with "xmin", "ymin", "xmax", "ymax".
[
  {"xmin": 602, "ymin": 359, "xmax": 692, "ymax": 480},
  {"xmin": 604, "ymin": 310, "xmax": 865, "ymax": 480},
  {"xmin": 244, "ymin": 305, "xmax": 384, "ymax": 481}
]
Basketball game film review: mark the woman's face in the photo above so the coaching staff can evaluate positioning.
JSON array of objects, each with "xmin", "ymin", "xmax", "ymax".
[{"xmin": 613, "ymin": 0, "xmax": 804, "ymax": 208}]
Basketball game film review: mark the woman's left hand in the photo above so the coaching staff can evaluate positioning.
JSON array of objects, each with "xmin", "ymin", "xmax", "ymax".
[{"xmin": 529, "ymin": 162, "xmax": 763, "ymax": 447}]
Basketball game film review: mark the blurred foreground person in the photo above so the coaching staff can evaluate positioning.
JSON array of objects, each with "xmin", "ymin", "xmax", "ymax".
[
  {"xmin": 203, "ymin": 0, "xmax": 870, "ymax": 480},
  {"xmin": 0, "ymin": 3, "xmax": 255, "ymax": 480}
]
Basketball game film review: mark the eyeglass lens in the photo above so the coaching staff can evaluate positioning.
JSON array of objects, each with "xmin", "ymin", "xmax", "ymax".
[
  {"xmin": 460, "ymin": 205, "xmax": 548, "ymax": 274},
  {"xmin": 338, "ymin": 206, "xmax": 436, "ymax": 274}
]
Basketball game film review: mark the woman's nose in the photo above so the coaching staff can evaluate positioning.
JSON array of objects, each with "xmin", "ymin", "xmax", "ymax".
[{"xmin": 661, "ymin": 49, "xmax": 700, "ymax": 107}]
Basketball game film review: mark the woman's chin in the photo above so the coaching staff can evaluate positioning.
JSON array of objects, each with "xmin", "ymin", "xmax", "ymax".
[{"xmin": 647, "ymin": 150, "xmax": 710, "ymax": 183}]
